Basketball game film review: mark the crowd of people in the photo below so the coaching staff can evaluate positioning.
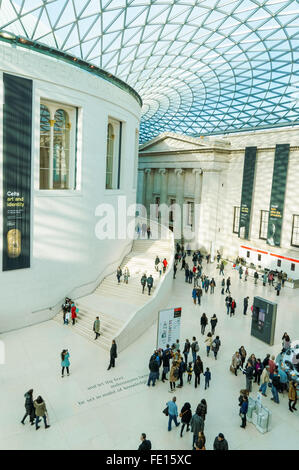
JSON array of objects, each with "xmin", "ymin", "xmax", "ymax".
[{"xmin": 62, "ymin": 298, "xmax": 78, "ymax": 325}]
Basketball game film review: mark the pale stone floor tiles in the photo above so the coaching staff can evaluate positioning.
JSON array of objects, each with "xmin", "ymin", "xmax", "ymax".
[{"xmin": 1, "ymin": 259, "xmax": 299, "ymax": 450}]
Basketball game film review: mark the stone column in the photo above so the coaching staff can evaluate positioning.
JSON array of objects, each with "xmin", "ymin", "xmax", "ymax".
[
  {"xmin": 192, "ymin": 169, "xmax": 203, "ymax": 248},
  {"xmin": 197, "ymin": 170, "xmax": 220, "ymax": 256},
  {"xmin": 174, "ymin": 169, "xmax": 185, "ymax": 240},
  {"xmin": 158, "ymin": 169, "xmax": 168, "ymax": 205},
  {"xmin": 144, "ymin": 168, "xmax": 153, "ymax": 220}
]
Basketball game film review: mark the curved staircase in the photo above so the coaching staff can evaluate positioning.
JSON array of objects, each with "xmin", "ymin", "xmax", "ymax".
[{"xmin": 53, "ymin": 235, "xmax": 173, "ymax": 351}]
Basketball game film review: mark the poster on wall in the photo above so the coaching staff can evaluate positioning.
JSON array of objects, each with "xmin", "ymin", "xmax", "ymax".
[
  {"xmin": 157, "ymin": 307, "xmax": 182, "ymax": 350},
  {"xmin": 267, "ymin": 144, "xmax": 290, "ymax": 247},
  {"xmin": 2, "ymin": 73, "xmax": 32, "ymax": 271},
  {"xmin": 238, "ymin": 146, "xmax": 257, "ymax": 240}
]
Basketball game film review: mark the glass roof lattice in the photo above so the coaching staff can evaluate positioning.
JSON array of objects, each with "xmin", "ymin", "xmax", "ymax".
[{"xmin": 0, "ymin": 0, "xmax": 298, "ymax": 144}]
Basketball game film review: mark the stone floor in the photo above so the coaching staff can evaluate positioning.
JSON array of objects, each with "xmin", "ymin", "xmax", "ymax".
[{"xmin": 1, "ymin": 258, "xmax": 299, "ymax": 450}]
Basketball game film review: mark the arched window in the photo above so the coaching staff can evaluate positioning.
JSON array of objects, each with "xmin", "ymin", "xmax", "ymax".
[
  {"xmin": 54, "ymin": 109, "xmax": 70, "ymax": 189},
  {"xmin": 39, "ymin": 101, "xmax": 76, "ymax": 190},
  {"xmin": 40, "ymin": 104, "xmax": 51, "ymax": 190},
  {"xmin": 106, "ymin": 123, "xmax": 114, "ymax": 189}
]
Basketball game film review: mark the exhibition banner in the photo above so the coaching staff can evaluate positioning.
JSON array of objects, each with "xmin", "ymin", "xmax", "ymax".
[
  {"xmin": 157, "ymin": 307, "xmax": 182, "ymax": 350},
  {"xmin": 2, "ymin": 74, "xmax": 32, "ymax": 271},
  {"xmin": 238, "ymin": 146, "xmax": 257, "ymax": 239},
  {"xmin": 267, "ymin": 144, "xmax": 290, "ymax": 247}
]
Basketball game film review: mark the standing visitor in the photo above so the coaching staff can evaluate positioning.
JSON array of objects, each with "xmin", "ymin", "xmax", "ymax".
[
  {"xmin": 155, "ymin": 256, "xmax": 160, "ymax": 271},
  {"xmin": 123, "ymin": 266, "xmax": 130, "ymax": 284},
  {"xmin": 212, "ymin": 336, "xmax": 221, "ymax": 360},
  {"xmin": 147, "ymin": 226, "xmax": 151, "ymax": 239},
  {"xmin": 71, "ymin": 303, "xmax": 77, "ymax": 325},
  {"xmin": 239, "ymin": 266, "xmax": 243, "ymax": 279},
  {"xmin": 34, "ymin": 396, "xmax": 50, "ymax": 431},
  {"xmin": 230, "ymin": 299, "xmax": 237, "ymax": 317},
  {"xmin": 169, "ymin": 361, "xmax": 180, "ymax": 392},
  {"xmin": 288, "ymin": 381, "xmax": 298, "ymax": 412},
  {"xmin": 147, "ymin": 354, "xmax": 159, "ymax": 387},
  {"xmin": 187, "ymin": 363, "xmax": 193, "ymax": 384},
  {"xmin": 93, "ymin": 316, "xmax": 100, "ymax": 340},
  {"xmin": 270, "ymin": 369, "xmax": 280, "ymax": 404},
  {"xmin": 213, "ymin": 433, "xmax": 228, "ymax": 450},
  {"xmin": 254, "ymin": 271, "xmax": 259, "ymax": 285},
  {"xmin": 219, "ymin": 261, "xmax": 224, "ymax": 276},
  {"xmin": 245, "ymin": 267, "xmax": 249, "ymax": 281},
  {"xmin": 195, "ymin": 431, "xmax": 206, "ymax": 451},
  {"xmin": 204, "ymin": 368, "xmax": 211, "ymax": 389},
  {"xmin": 162, "ymin": 347, "xmax": 171, "ymax": 382},
  {"xmin": 180, "ymin": 402, "xmax": 192, "ymax": 437},
  {"xmin": 183, "ymin": 339, "xmax": 190, "ymax": 365},
  {"xmin": 191, "ymin": 337, "xmax": 199, "ymax": 363},
  {"xmin": 225, "ymin": 295, "xmax": 232, "ymax": 315},
  {"xmin": 21, "ymin": 389, "xmax": 35, "ymax": 426},
  {"xmin": 173, "ymin": 263, "xmax": 177, "ymax": 279},
  {"xmin": 200, "ymin": 313, "xmax": 208, "ymax": 335},
  {"xmin": 210, "ymin": 278, "xmax": 216, "ymax": 294},
  {"xmin": 116, "ymin": 266, "xmax": 122, "ymax": 284},
  {"xmin": 244, "ymin": 361, "xmax": 254, "ymax": 392},
  {"xmin": 190, "ymin": 410, "xmax": 204, "ymax": 450},
  {"xmin": 196, "ymin": 399, "xmax": 207, "ymax": 422},
  {"xmin": 205, "ymin": 333, "xmax": 213, "ymax": 357},
  {"xmin": 61, "ymin": 349, "xmax": 70, "ymax": 378},
  {"xmin": 259, "ymin": 366, "xmax": 270, "ymax": 396},
  {"xmin": 243, "ymin": 297, "xmax": 249, "ymax": 316},
  {"xmin": 166, "ymin": 396, "xmax": 180, "ymax": 431},
  {"xmin": 194, "ymin": 356, "xmax": 204, "ymax": 389},
  {"xmin": 147, "ymin": 275, "xmax": 154, "ymax": 295},
  {"xmin": 240, "ymin": 396, "xmax": 248, "ymax": 428},
  {"xmin": 107, "ymin": 340, "xmax": 117, "ymax": 370},
  {"xmin": 231, "ymin": 352, "xmax": 241, "ymax": 376},
  {"xmin": 210, "ymin": 315, "xmax": 218, "ymax": 335},
  {"xmin": 239, "ymin": 346, "xmax": 247, "ymax": 369},
  {"xmin": 192, "ymin": 287, "xmax": 197, "ymax": 305},
  {"xmin": 196, "ymin": 287, "xmax": 202, "ymax": 305},
  {"xmin": 141, "ymin": 274, "xmax": 147, "ymax": 294}
]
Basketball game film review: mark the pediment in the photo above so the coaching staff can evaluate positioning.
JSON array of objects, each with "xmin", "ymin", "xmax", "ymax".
[{"xmin": 139, "ymin": 133, "xmax": 206, "ymax": 154}]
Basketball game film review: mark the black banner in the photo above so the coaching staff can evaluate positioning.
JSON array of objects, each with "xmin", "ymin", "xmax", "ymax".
[
  {"xmin": 238, "ymin": 146, "xmax": 257, "ymax": 239},
  {"xmin": 3, "ymin": 73, "xmax": 32, "ymax": 271},
  {"xmin": 267, "ymin": 144, "xmax": 290, "ymax": 247}
]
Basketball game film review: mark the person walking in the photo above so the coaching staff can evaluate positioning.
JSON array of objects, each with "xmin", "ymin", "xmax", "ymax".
[
  {"xmin": 173, "ymin": 263, "xmax": 177, "ymax": 279},
  {"xmin": 147, "ymin": 275, "xmax": 154, "ymax": 295},
  {"xmin": 123, "ymin": 266, "xmax": 130, "ymax": 284},
  {"xmin": 147, "ymin": 354, "xmax": 159, "ymax": 387},
  {"xmin": 93, "ymin": 316, "xmax": 100, "ymax": 340},
  {"xmin": 180, "ymin": 402, "xmax": 192, "ymax": 437},
  {"xmin": 166, "ymin": 396, "xmax": 180, "ymax": 431},
  {"xmin": 141, "ymin": 274, "xmax": 147, "ymax": 294},
  {"xmin": 196, "ymin": 399, "xmax": 207, "ymax": 422},
  {"xmin": 275, "ymin": 281, "xmax": 282, "ymax": 296},
  {"xmin": 183, "ymin": 339, "xmax": 191, "ymax": 365},
  {"xmin": 138, "ymin": 433, "xmax": 152, "ymax": 451},
  {"xmin": 196, "ymin": 287, "xmax": 202, "ymax": 305},
  {"xmin": 213, "ymin": 433, "xmax": 228, "ymax": 450},
  {"xmin": 192, "ymin": 287, "xmax": 197, "ymax": 305},
  {"xmin": 210, "ymin": 278, "xmax": 216, "ymax": 294},
  {"xmin": 34, "ymin": 396, "xmax": 50, "ymax": 431},
  {"xmin": 210, "ymin": 315, "xmax": 218, "ymax": 335},
  {"xmin": 225, "ymin": 277, "xmax": 231, "ymax": 293},
  {"xmin": 204, "ymin": 368, "xmax": 211, "ymax": 389},
  {"xmin": 212, "ymin": 336, "xmax": 221, "ymax": 360},
  {"xmin": 162, "ymin": 258, "xmax": 168, "ymax": 274},
  {"xmin": 254, "ymin": 271, "xmax": 259, "ymax": 285},
  {"xmin": 243, "ymin": 297, "xmax": 249, "ymax": 316},
  {"xmin": 194, "ymin": 356, "xmax": 204, "ymax": 389},
  {"xmin": 191, "ymin": 337, "xmax": 199, "ymax": 363},
  {"xmin": 259, "ymin": 365, "xmax": 270, "ymax": 396},
  {"xmin": 219, "ymin": 261, "xmax": 224, "ymax": 276},
  {"xmin": 61, "ymin": 349, "xmax": 70, "ymax": 378},
  {"xmin": 205, "ymin": 333, "xmax": 213, "ymax": 357},
  {"xmin": 155, "ymin": 256, "xmax": 160, "ymax": 271},
  {"xmin": 21, "ymin": 389, "xmax": 35, "ymax": 426},
  {"xmin": 190, "ymin": 410, "xmax": 204, "ymax": 450},
  {"xmin": 187, "ymin": 362, "xmax": 193, "ymax": 384},
  {"xmin": 225, "ymin": 295, "xmax": 232, "ymax": 315},
  {"xmin": 116, "ymin": 266, "xmax": 122, "ymax": 284},
  {"xmin": 107, "ymin": 340, "xmax": 117, "ymax": 370},
  {"xmin": 200, "ymin": 313, "xmax": 208, "ymax": 335},
  {"xmin": 240, "ymin": 396, "xmax": 248, "ymax": 428},
  {"xmin": 245, "ymin": 267, "xmax": 249, "ymax": 281},
  {"xmin": 288, "ymin": 381, "xmax": 298, "ymax": 412},
  {"xmin": 239, "ymin": 266, "xmax": 243, "ymax": 280}
]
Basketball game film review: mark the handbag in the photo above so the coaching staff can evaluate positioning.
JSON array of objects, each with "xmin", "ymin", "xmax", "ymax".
[
  {"xmin": 230, "ymin": 365, "xmax": 235, "ymax": 374},
  {"xmin": 163, "ymin": 407, "xmax": 169, "ymax": 416}
]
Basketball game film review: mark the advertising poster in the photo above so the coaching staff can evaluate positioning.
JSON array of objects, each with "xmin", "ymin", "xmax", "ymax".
[
  {"xmin": 238, "ymin": 146, "xmax": 257, "ymax": 240},
  {"xmin": 157, "ymin": 307, "xmax": 182, "ymax": 350},
  {"xmin": 267, "ymin": 144, "xmax": 290, "ymax": 247},
  {"xmin": 3, "ymin": 73, "xmax": 32, "ymax": 271}
]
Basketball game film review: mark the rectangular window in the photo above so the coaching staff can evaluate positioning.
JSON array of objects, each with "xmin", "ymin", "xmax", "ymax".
[
  {"xmin": 133, "ymin": 129, "xmax": 139, "ymax": 189},
  {"xmin": 187, "ymin": 201, "xmax": 194, "ymax": 227},
  {"xmin": 155, "ymin": 196, "xmax": 160, "ymax": 219},
  {"xmin": 259, "ymin": 210, "xmax": 269, "ymax": 240},
  {"xmin": 258, "ymin": 254, "xmax": 261, "ymax": 261},
  {"xmin": 40, "ymin": 100, "xmax": 77, "ymax": 190},
  {"xmin": 277, "ymin": 259, "xmax": 281, "ymax": 267},
  {"xmin": 291, "ymin": 215, "xmax": 299, "ymax": 247},
  {"xmin": 291, "ymin": 263, "xmax": 295, "ymax": 272},
  {"xmin": 233, "ymin": 206, "xmax": 240, "ymax": 234},
  {"xmin": 170, "ymin": 198, "xmax": 176, "ymax": 223},
  {"xmin": 247, "ymin": 251, "xmax": 250, "ymax": 258},
  {"xmin": 106, "ymin": 118, "xmax": 122, "ymax": 190}
]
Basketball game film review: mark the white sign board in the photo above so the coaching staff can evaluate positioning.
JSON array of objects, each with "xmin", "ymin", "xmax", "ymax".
[{"xmin": 157, "ymin": 307, "xmax": 182, "ymax": 350}]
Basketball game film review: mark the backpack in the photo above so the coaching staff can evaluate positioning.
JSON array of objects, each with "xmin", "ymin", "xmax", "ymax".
[
  {"xmin": 181, "ymin": 362, "xmax": 187, "ymax": 373},
  {"xmin": 173, "ymin": 367, "xmax": 179, "ymax": 378},
  {"xmin": 195, "ymin": 343, "xmax": 199, "ymax": 352},
  {"xmin": 212, "ymin": 341, "xmax": 217, "ymax": 349}
]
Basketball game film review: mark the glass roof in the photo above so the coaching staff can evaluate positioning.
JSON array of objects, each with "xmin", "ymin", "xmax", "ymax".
[{"xmin": 0, "ymin": 0, "xmax": 298, "ymax": 143}]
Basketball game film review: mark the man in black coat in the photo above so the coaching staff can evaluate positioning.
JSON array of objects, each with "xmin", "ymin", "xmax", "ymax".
[
  {"xmin": 107, "ymin": 340, "xmax": 117, "ymax": 370},
  {"xmin": 243, "ymin": 296, "xmax": 249, "ymax": 315},
  {"xmin": 213, "ymin": 433, "xmax": 229, "ymax": 450},
  {"xmin": 138, "ymin": 433, "xmax": 152, "ymax": 451}
]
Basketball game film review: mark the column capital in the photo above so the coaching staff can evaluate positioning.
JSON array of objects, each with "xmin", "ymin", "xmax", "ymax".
[
  {"xmin": 192, "ymin": 168, "xmax": 203, "ymax": 176},
  {"xmin": 158, "ymin": 168, "xmax": 167, "ymax": 176},
  {"xmin": 144, "ymin": 168, "xmax": 152, "ymax": 175},
  {"xmin": 174, "ymin": 168, "xmax": 185, "ymax": 177}
]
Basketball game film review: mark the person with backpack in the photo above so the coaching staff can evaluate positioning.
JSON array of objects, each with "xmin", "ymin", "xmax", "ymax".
[
  {"xmin": 191, "ymin": 337, "xmax": 199, "ymax": 363},
  {"xmin": 141, "ymin": 274, "xmax": 147, "ymax": 294},
  {"xmin": 200, "ymin": 313, "xmax": 208, "ymax": 335},
  {"xmin": 169, "ymin": 361, "xmax": 180, "ymax": 392},
  {"xmin": 196, "ymin": 287, "xmax": 203, "ymax": 305},
  {"xmin": 21, "ymin": 389, "xmax": 35, "ymax": 426},
  {"xmin": 183, "ymin": 339, "xmax": 190, "ymax": 365},
  {"xmin": 61, "ymin": 349, "xmax": 70, "ymax": 378},
  {"xmin": 180, "ymin": 402, "xmax": 192, "ymax": 437},
  {"xmin": 147, "ymin": 275, "xmax": 154, "ymax": 295},
  {"xmin": 212, "ymin": 336, "xmax": 221, "ymax": 360},
  {"xmin": 196, "ymin": 399, "xmax": 207, "ymax": 422},
  {"xmin": 210, "ymin": 315, "xmax": 218, "ymax": 335},
  {"xmin": 194, "ymin": 356, "xmax": 204, "ymax": 389},
  {"xmin": 147, "ymin": 353, "xmax": 159, "ymax": 387}
]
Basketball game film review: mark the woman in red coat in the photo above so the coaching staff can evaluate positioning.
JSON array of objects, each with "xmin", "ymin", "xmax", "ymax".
[{"xmin": 71, "ymin": 304, "xmax": 77, "ymax": 325}]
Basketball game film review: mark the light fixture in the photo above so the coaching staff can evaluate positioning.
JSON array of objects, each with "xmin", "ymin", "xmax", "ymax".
[{"xmin": 0, "ymin": 30, "xmax": 16, "ymax": 40}]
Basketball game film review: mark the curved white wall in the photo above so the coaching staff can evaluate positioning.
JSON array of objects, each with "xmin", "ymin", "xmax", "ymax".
[{"xmin": 0, "ymin": 43, "xmax": 141, "ymax": 332}]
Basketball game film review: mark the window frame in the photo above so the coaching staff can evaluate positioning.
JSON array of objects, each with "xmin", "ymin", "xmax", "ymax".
[
  {"xmin": 233, "ymin": 206, "xmax": 240, "ymax": 234},
  {"xmin": 105, "ymin": 117, "xmax": 122, "ymax": 191},
  {"xmin": 291, "ymin": 214, "xmax": 299, "ymax": 248},
  {"xmin": 259, "ymin": 210, "xmax": 269, "ymax": 240}
]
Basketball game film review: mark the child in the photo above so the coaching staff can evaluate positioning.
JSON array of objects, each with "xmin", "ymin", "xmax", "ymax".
[
  {"xmin": 204, "ymin": 367, "xmax": 211, "ymax": 389},
  {"xmin": 187, "ymin": 362, "xmax": 193, "ymax": 384}
]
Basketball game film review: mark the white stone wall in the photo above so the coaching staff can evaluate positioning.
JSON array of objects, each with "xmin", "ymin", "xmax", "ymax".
[{"xmin": 0, "ymin": 43, "xmax": 141, "ymax": 332}]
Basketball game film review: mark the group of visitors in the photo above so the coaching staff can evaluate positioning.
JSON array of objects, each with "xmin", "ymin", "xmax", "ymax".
[
  {"xmin": 135, "ymin": 222, "xmax": 152, "ymax": 239},
  {"xmin": 116, "ymin": 266, "xmax": 130, "ymax": 284},
  {"xmin": 62, "ymin": 298, "xmax": 78, "ymax": 325},
  {"xmin": 21, "ymin": 390, "xmax": 50, "ymax": 431}
]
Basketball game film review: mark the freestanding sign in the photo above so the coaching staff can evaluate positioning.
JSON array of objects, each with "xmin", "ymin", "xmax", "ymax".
[
  {"xmin": 157, "ymin": 307, "xmax": 182, "ymax": 350},
  {"xmin": 267, "ymin": 144, "xmax": 290, "ymax": 247},
  {"xmin": 2, "ymin": 74, "xmax": 32, "ymax": 271},
  {"xmin": 251, "ymin": 297, "xmax": 277, "ymax": 346},
  {"xmin": 238, "ymin": 146, "xmax": 257, "ymax": 240}
]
